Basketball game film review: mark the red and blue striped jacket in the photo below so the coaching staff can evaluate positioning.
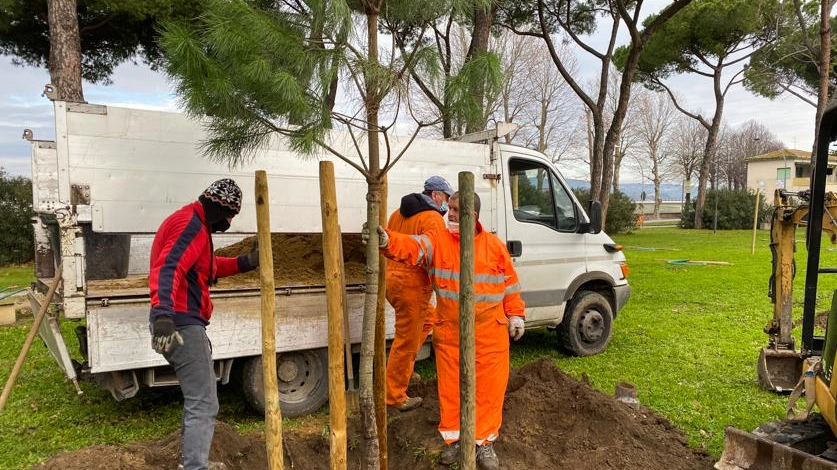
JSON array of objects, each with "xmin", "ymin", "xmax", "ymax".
[{"xmin": 148, "ymin": 201, "xmax": 248, "ymax": 326}]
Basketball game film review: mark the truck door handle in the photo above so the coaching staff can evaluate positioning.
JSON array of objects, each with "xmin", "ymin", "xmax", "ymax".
[{"xmin": 507, "ymin": 240, "xmax": 522, "ymax": 257}]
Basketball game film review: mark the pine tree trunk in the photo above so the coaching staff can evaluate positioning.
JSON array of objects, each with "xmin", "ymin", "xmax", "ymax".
[
  {"xmin": 464, "ymin": 4, "xmax": 494, "ymax": 133},
  {"xmin": 47, "ymin": 0, "xmax": 84, "ymax": 102},
  {"xmin": 693, "ymin": 71, "xmax": 725, "ymax": 230}
]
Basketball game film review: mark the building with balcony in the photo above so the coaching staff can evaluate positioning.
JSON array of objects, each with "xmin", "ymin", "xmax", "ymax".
[{"xmin": 745, "ymin": 149, "xmax": 837, "ymax": 200}]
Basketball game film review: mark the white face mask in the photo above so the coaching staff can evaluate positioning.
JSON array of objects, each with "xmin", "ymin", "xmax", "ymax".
[{"xmin": 447, "ymin": 219, "xmax": 459, "ymax": 234}]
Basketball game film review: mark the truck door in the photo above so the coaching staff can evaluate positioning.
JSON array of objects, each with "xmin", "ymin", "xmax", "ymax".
[{"xmin": 502, "ymin": 156, "xmax": 587, "ymax": 326}]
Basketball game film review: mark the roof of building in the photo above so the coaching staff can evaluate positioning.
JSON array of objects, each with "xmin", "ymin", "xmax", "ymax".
[{"xmin": 744, "ymin": 149, "xmax": 811, "ymax": 162}]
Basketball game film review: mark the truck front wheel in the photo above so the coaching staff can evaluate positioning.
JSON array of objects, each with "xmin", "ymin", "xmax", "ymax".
[
  {"xmin": 557, "ymin": 290, "xmax": 613, "ymax": 356},
  {"xmin": 241, "ymin": 348, "xmax": 329, "ymax": 418}
]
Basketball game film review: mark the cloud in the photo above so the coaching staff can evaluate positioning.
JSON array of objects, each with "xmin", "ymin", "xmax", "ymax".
[{"xmin": 0, "ymin": 57, "xmax": 179, "ymax": 177}]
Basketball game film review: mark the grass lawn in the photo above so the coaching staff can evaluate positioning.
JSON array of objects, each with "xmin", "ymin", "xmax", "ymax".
[
  {"xmin": 0, "ymin": 228, "xmax": 831, "ymax": 468},
  {"xmin": 0, "ymin": 264, "xmax": 34, "ymax": 291}
]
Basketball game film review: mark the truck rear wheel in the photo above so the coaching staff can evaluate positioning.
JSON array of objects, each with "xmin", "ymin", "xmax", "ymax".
[
  {"xmin": 558, "ymin": 290, "xmax": 613, "ymax": 356},
  {"xmin": 241, "ymin": 348, "xmax": 329, "ymax": 418}
]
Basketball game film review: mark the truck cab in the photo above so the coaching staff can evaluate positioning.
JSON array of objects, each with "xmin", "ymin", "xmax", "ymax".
[{"xmin": 498, "ymin": 146, "xmax": 630, "ymax": 356}]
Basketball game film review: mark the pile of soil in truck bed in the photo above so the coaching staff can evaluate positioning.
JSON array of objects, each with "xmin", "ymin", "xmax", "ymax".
[
  {"xmin": 31, "ymin": 358, "xmax": 714, "ymax": 470},
  {"xmin": 216, "ymin": 233, "xmax": 367, "ymax": 287},
  {"xmin": 86, "ymin": 233, "xmax": 367, "ymax": 292}
]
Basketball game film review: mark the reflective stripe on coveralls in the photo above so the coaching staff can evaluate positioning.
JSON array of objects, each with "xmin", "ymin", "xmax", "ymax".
[{"xmin": 383, "ymin": 222, "xmax": 525, "ymax": 443}]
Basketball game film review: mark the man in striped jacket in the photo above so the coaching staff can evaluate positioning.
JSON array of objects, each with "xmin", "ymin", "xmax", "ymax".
[
  {"xmin": 148, "ymin": 178, "xmax": 258, "ymax": 470},
  {"xmin": 366, "ymin": 191, "xmax": 525, "ymax": 470}
]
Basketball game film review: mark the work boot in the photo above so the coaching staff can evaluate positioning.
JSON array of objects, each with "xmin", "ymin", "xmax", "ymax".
[
  {"xmin": 410, "ymin": 371, "xmax": 421, "ymax": 383},
  {"xmin": 177, "ymin": 462, "xmax": 227, "ymax": 470},
  {"xmin": 438, "ymin": 441, "xmax": 460, "ymax": 466},
  {"xmin": 475, "ymin": 443, "xmax": 500, "ymax": 470},
  {"xmin": 392, "ymin": 396, "xmax": 422, "ymax": 411}
]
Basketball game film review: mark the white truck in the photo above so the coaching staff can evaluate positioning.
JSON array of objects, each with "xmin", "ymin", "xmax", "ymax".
[{"xmin": 26, "ymin": 97, "xmax": 630, "ymax": 417}]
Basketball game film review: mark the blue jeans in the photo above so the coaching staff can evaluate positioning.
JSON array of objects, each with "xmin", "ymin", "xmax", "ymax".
[{"xmin": 164, "ymin": 325, "xmax": 218, "ymax": 470}]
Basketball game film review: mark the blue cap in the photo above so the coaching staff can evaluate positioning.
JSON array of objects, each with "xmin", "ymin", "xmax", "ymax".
[{"xmin": 424, "ymin": 176, "xmax": 454, "ymax": 197}]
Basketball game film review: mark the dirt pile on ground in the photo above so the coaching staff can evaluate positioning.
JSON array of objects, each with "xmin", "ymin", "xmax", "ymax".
[
  {"xmin": 31, "ymin": 357, "xmax": 714, "ymax": 470},
  {"xmin": 216, "ymin": 233, "xmax": 367, "ymax": 287}
]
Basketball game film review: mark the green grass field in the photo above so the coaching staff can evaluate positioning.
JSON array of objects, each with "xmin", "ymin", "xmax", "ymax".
[
  {"xmin": 0, "ymin": 265, "xmax": 33, "ymax": 291},
  {"xmin": 1, "ymin": 228, "xmax": 832, "ymax": 468}
]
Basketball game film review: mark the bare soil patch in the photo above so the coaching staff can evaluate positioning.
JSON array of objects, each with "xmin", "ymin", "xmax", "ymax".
[{"xmin": 31, "ymin": 357, "xmax": 714, "ymax": 470}]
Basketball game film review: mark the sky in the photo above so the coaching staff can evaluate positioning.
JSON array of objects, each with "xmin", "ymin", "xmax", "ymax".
[{"xmin": 0, "ymin": 7, "xmax": 820, "ymax": 181}]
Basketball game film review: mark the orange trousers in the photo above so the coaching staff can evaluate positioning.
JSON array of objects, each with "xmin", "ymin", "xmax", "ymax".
[
  {"xmin": 433, "ymin": 315, "xmax": 510, "ymax": 444},
  {"xmin": 385, "ymin": 271, "xmax": 435, "ymax": 406}
]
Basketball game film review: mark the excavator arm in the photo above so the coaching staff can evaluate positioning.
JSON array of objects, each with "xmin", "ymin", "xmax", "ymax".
[
  {"xmin": 717, "ymin": 101, "xmax": 837, "ymax": 469},
  {"xmin": 759, "ymin": 192, "xmax": 837, "ymax": 392}
]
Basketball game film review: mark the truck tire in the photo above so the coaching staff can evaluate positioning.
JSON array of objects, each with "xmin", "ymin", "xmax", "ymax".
[
  {"xmin": 241, "ymin": 348, "xmax": 329, "ymax": 418},
  {"xmin": 557, "ymin": 290, "xmax": 613, "ymax": 357}
]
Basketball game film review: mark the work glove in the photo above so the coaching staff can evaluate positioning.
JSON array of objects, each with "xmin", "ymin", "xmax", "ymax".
[
  {"xmin": 246, "ymin": 244, "xmax": 259, "ymax": 270},
  {"xmin": 361, "ymin": 222, "xmax": 389, "ymax": 248},
  {"xmin": 151, "ymin": 316, "xmax": 183, "ymax": 355},
  {"xmin": 508, "ymin": 316, "xmax": 525, "ymax": 341}
]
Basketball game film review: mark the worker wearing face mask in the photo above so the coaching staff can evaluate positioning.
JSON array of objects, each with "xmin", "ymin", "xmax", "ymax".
[
  {"xmin": 384, "ymin": 175, "xmax": 453, "ymax": 412},
  {"xmin": 364, "ymin": 191, "xmax": 526, "ymax": 470},
  {"xmin": 148, "ymin": 178, "xmax": 258, "ymax": 470}
]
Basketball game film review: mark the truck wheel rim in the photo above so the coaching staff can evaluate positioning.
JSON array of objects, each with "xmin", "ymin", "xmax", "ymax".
[
  {"xmin": 276, "ymin": 351, "xmax": 322, "ymax": 404},
  {"xmin": 579, "ymin": 309, "xmax": 604, "ymax": 342}
]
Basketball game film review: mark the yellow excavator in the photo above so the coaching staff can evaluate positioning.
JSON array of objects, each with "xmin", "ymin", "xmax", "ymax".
[{"xmin": 716, "ymin": 102, "xmax": 837, "ymax": 469}]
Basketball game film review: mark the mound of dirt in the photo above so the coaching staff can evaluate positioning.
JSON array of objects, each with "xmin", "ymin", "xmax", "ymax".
[
  {"xmin": 30, "ymin": 357, "xmax": 714, "ymax": 470},
  {"xmin": 216, "ymin": 233, "xmax": 368, "ymax": 287}
]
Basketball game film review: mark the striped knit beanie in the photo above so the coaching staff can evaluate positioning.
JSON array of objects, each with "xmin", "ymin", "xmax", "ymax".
[{"xmin": 200, "ymin": 178, "xmax": 242, "ymax": 215}]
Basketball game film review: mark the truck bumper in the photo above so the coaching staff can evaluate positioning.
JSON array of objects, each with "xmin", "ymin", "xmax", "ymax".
[{"xmin": 614, "ymin": 284, "xmax": 631, "ymax": 315}]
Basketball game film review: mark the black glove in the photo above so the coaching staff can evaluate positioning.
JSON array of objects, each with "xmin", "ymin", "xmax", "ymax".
[
  {"xmin": 151, "ymin": 316, "xmax": 183, "ymax": 355},
  {"xmin": 247, "ymin": 244, "xmax": 259, "ymax": 270}
]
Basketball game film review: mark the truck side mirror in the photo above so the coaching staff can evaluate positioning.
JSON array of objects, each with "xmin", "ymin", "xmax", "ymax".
[{"xmin": 585, "ymin": 200, "xmax": 603, "ymax": 234}]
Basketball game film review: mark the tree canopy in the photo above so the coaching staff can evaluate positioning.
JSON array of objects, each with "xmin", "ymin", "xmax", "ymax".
[
  {"xmin": 0, "ymin": 0, "xmax": 207, "ymax": 84},
  {"xmin": 743, "ymin": 0, "xmax": 837, "ymax": 105}
]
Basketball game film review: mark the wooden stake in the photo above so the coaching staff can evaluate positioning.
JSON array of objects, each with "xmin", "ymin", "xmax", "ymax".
[
  {"xmin": 319, "ymin": 161, "xmax": 348, "ymax": 470},
  {"xmin": 458, "ymin": 172, "xmax": 476, "ymax": 470},
  {"xmin": 0, "ymin": 262, "xmax": 63, "ymax": 412},
  {"xmin": 255, "ymin": 171, "xmax": 283, "ymax": 470}
]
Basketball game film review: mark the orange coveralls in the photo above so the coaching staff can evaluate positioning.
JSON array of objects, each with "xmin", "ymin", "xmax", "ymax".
[
  {"xmin": 385, "ymin": 200, "xmax": 446, "ymax": 406},
  {"xmin": 383, "ymin": 221, "xmax": 525, "ymax": 444}
]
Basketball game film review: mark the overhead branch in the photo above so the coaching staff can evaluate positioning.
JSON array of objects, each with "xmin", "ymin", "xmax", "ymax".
[
  {"xmin": 655, "ymin": 78, "xmax": 708, "ymax": 128},
  {"xmin": 536, "ymin": 0, "xmax": 596, "ymax": 112}
]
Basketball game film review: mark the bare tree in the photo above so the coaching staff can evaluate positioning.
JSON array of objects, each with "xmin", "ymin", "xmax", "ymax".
[
  {"xmin": 667, "ymin": 116, "xmax": 707, "ymax": 201},
  {"xmin": 497, "ymin": 0, "xmax": 693, "ymax": 225},
  {"xmin": 717, "ymin": 120, "xmax": 783, "ymax": 190},
  {"xmin": 487, "ymin": 33, "xmax": 584, "ymax": 162},
  {"xmin": 632, "ymin": 88, "xmax": 678, "ymax": 217},
  {"xmin": 605, "ymin": 71, "xmax": 641, "ymax": 193}
]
